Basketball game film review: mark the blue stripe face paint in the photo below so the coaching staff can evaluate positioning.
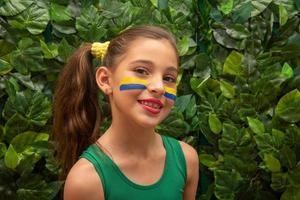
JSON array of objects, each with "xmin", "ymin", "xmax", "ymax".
[
  {"xmin": 119, "ymin": 77, "xmax": 177, "ymax": 101},
  {"xmin": 120, "ymin": 84, "xmax": 147, "ymax": 90},
  {"xmin": 164, "ymin": 92, "xmax": 176, "ymax": 101},
  {"xmin": 164, "ymin": 86, "xmax": 176, "ymax": 101},
  {"xmin": 119, "ymin": 77, "xmax": 148, "ymax": 91}
]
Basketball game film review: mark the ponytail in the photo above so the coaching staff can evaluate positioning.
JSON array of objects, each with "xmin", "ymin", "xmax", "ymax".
[{"xmin": 52, "ymin": 43, "xmax": 102, "ymax": 178}]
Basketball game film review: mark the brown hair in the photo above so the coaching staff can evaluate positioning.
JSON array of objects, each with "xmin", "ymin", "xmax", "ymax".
[{"xmin": 52, "ymin": 25, "xmax": 178, "ymax": 178}]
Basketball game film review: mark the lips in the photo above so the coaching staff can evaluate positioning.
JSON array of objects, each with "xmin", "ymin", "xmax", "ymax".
[{"xmin": 138, "ymin": 98, "xmax": 163, "ymax": 114}]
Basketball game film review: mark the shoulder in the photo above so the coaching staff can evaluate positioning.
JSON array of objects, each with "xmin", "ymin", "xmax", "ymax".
[
  {"xmin": 64, "ymin": 158, "xmax": 104, "ymax": 200},
  {"xmin": 179, "ymin": 141, "xmax": 199, "ymax": 171},
  {"xmin": 179, "ymin": 141, "xmax": 199, "ymax": 199}
]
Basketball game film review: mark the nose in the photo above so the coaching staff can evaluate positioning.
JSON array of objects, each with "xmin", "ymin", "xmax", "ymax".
[{"xmin": 147, "ymin": 76, "xmax": 165, "ymax": 96}]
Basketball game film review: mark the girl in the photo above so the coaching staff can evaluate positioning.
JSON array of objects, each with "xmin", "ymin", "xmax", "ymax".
[{"xmin": 53, "ymin": 25, "xmax": 199, "ymax": 200}]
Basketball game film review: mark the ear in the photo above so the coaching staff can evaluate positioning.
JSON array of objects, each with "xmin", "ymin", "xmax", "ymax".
[{"xmin": 95, "ymin": 66, "xmax": 112, "ymax": 95}]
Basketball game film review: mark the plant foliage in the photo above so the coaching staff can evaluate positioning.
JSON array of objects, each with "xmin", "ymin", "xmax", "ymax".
[{"xmin": 0, "ymin": 0, "xmax": 299, "ymax": 199}]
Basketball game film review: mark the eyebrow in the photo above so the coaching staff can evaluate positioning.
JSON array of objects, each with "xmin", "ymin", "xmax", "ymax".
[{"xmin": 130, "ymin": 59, "xmax": 178, "ymax": 73}]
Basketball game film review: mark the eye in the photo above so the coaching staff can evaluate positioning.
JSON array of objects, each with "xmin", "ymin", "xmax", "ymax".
[
  {"xmin": 134, "ymin": 67, "xmax": 149, "ymax": 75},
  {"xmin": 163, "ymin": 75, "xmax": 176, "ymax": 83}
]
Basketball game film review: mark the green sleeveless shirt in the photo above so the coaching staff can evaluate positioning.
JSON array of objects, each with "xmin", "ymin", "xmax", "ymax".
[{"xmin": 80, "ymin": 135, "xmax": 187, "ymax": 199}]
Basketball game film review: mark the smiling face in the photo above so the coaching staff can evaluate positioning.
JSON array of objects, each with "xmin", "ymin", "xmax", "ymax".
[{"xmin": 103, "ymin": 37, "xmax": 178, "ymax": 128}]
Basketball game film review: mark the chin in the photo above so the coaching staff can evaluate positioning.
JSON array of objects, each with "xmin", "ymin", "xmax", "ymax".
[
  {"xmin": 135, "ymin": 120, "xmax": 160, "ymax": 129},
  {"xmin": 134, "ymin": 114, "xmax": 168, "ymax": 129}
]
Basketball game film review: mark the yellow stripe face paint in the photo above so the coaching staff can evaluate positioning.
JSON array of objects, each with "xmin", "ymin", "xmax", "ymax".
[
  {"xmin": 119, "ymin": 77, "xmax": 176, "ymax": 101},
  {"xmin": 119, "ymin": 77, "xmax": 148, "ymax": 90},
  {"xmin": 164, "ymin": 86, "xmax": 176, "ymax": 101}
]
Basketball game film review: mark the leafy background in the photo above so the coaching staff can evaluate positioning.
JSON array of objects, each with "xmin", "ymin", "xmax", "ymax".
[{"xmin": 0, "ymin": 0, "xmax": 300, "ymax": 199}]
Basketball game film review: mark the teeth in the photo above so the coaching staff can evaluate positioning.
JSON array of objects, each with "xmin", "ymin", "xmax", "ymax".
[{"xmin": 140, "ymin": 101, "xmax": 161, "ymax": 109}]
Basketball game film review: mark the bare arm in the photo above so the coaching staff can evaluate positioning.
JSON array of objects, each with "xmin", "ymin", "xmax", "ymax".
[
  {"xmin": 64, "ymin": 159, "xmax": 105, "ymax": 200},
  {"xmin": 180, "ymin": 141, "xmax": 199, "ymax": 200}
]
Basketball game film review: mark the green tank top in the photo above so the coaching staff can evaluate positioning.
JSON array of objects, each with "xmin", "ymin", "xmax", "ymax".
[{"xmin": 80, "ymin": 135, "xmax": 187, "ymax": 199}]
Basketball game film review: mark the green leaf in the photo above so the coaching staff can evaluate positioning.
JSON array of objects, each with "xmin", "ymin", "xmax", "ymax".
[
  {"xmin": 279, "ymin": 145, "xmax": 296, "ymax": 169},
  {"xmin": 219, "ymin": 124, "xmax": 254, "ymax": 157},
  {"xmin": 4, "ymin": 144, "xmax": 21, "ymax": 169},
  {"xmin": 232, "ymin": 1, "xmax": 252, "ymax": 23},
  {"xmin": 247, "ymin": 117, "xmax": 265, "ymax": 136},
  {"xmin": 223, "ymin": 154, "xmax": 257, "ymax": 175},
  {"xmin": 11, "ymin": 72, "xmax": 43, "ymax": 91},
  {"xmin": 218, "ymin": 0, "xmax": 234, "ymax": 15},
  {"xmin": 226, "ymin": 24, "xmax": 250, "ymax": 40},
  {"xmin": 273, "ymin": 0, "xmax": 297, "ymax": 16},
  {"xmin": 271, "ymin": 129, "xmax": 285, "ymax": 148},
  {"xmin": 9, "ymin": 38, "xmax": 44, "ymax": 74},
  {"xmin": 255, "ymin": 132, "xmax": 283, "ymax": 155},
  {"xmin": 251, "ymin": 0, "xmax": 273, "ymax": 17},
  {"xmin": 281, "ymin": 187, "xmax": 300, "ymax": 200},
  {"xmin": 158, "ymin": 0, "xmax": 168, "ymax": 9},
  {"xmin": 208, "ymin": 112, "xmax": 222, "ymax": 134},
  {"xmin": 263, "ymin": 154, "xmax": 281, "ymax": 172},
  {"xmin": 4, "ymin": 77, "xmax": 20, "ymax": 99},
  {"xmin": 275, "ymin": 89, "xmax": 300, "ymax": 123},
  {"xmin": 8, "ymin": 3, "xmax": 50, "ymax": 35},
  {"xmin": 0, "ymin": 0, "xmax": 33, "ymax": 16},
  {"xmin": 3, "ymin": 90, "xmax": 51, "ymax": 126},
  {"xmin": 210, "ymin": 8, "xmax": 223, "ymax": 22},
  {"xmin": 288, "ymin": 166, "xmax": 300, "ymax": 187},
  {"xmin": 40, "ymin": 40, "xmax": 58, "ymax": 59},
  {"xmin": 0, "ymin": 39, "xmax": 15, "ymax": 57},
  {"xmin": 178, "ymin": 36, "xmax": 190, "ymax": 56},
  {"xmin": 57, "ymin": 38, "xmax": 75, "ymax": 62},
  {"xmin": 0, "ymin": 59, "xmax": 13, "ymax": 75},
  {"xmin": 199, "ymin": 153, "xmax": 217, "ymax": 168},
  {"xmin": 296, "ymin": 0, "xmax": 300, "ymax": 10},
  {"xmin": 50, "ymin": 3, "xmax": 72, "ymax": 22},
  {"xmin": 190, "ymin": 76, "xmax": 211, "ymax": 97},
  {"xmin": 156, "ymin": 108, "xmax": 189, "ymax": 138},
  {"xmin": 271, "ymin": 172, "xmax": 288, "ymax": 191},
  {"xmin": 17, "ymin": 180, "xmax": 63, "ymax": 200},
  {"xmin": 220, "ymin": 80, "xmax": 235, "ymax": 98},
  {"xmin": 76, "ymin": 6, "xmax": 107, "ymax": 41},
  {"xmin": 52, "ymin": 22, "xmax": 76, "ymax": 35},
  {"xmin": 186, "ymin": 95, "xmax": 197, "ymax": 119},
  {"xmin": 214, "ymin": 169, "xmax": 243, "ymax": 200},
  {"xmin": 193, "ymin": 53, "xmax": 211, "ymax": 78},
  {"xmin": 281, "ymin": 62, "xmax": 293, "ymax": 78},
  {"xmin": 175, "ymin": 94, "xmax": 192, "ymax": 112},
  {"xmin": 11, "ymin": 131, "xmax": 48, "ymax": 153},
  {"xmin": 213, "ymin": 29, "xmax": 245, "ymax": 50},
  {"xmin": 279, "ymin": 4, "xmax": 288, "ymax": 26},
  {"xmin": 0, "ymin": 142, "xmax": 7, "ymax": 158},
  {"xmin": 3, "ymin": 113, "xmax": 30, "ymax": 143},
  {"xmin": 150, "ymin": 0, "xmax": 158, "ymax": 7},
  {"xmin": 223, "ymin": 50, "xmax": 244, "ymax": 76}
]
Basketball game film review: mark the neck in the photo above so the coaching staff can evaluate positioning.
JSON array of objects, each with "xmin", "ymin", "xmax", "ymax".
[{"xmin": 99, "ymin": 118, "xmax": 160, "ymax": 157}]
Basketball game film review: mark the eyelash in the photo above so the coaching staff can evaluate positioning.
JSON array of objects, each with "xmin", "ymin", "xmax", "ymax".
[
  {"xmin": 134, "ymin": 67, "xmax": 176, "ymax": 83},
  {"xmin": 134, "ymin": 67, "xmax": 149, "ymax": 75},
  {"xmin": 164, "ymin": 76, "xmax": 176, "ymax": 83}
]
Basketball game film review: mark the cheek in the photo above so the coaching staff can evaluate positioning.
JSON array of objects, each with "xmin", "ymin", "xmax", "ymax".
[
  {"xmin": 164, "ymin": 99, "xmax": 175, "ymax": 111},
  {"xmin": 119, "ymin": 77, "xmax": 148, "ymax": 91},
  {"xmin": 163, "ymin": 86, "xmax": 176, "ymax": 101}
]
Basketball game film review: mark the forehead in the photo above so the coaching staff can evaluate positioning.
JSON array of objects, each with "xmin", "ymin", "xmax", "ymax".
[{"xmin": 116, "ymin": 38, "xmax": 178, "ymax": 69}]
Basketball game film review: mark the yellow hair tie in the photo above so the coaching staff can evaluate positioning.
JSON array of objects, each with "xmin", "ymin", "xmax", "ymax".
[{"xmin": 91, "ymin": 41, "xmax": 110, "ymax": 60}]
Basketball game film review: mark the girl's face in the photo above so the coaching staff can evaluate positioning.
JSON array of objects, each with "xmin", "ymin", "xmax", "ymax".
[{"xmin": 106, "ymin": 37, "xmax": 178, "ymax": 128}]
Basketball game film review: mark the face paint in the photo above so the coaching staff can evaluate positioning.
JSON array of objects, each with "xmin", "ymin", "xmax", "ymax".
[
  {"xmin": 119, "ymin": 77, "xmax": 148, "ymax": 91},
  {"xmin": 164, "ymin": 86, "xmax": 176, "ymax": 101},
  {"xmin": 120, "ymin": 77, "xmax": 176, "ymax": 100}
]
